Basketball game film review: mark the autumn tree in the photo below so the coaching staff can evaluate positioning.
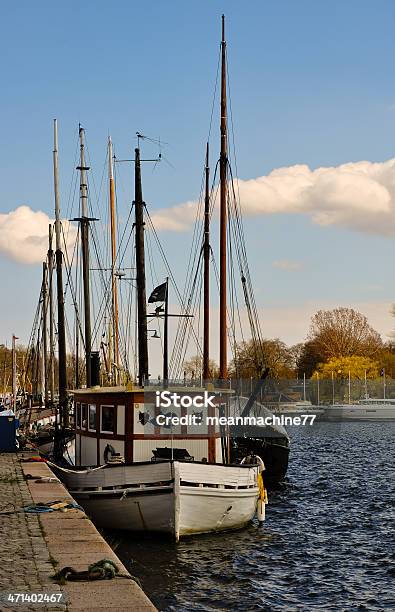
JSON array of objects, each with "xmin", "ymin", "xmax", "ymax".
[
  {"xmin": 376, "ymin": 344, "xmax": 395, "ymax": 379},
  {"xmin": 294, "ymin": 340, "xmax": 325, "ymax": 378},
  {"xmin": 229, "ymin": 338, "xmax": 296, "ymax": 379},
  {"xmin": 183, "ymin": 355, "xmax": 219, "ymax": 380},
  {"xmin": 308, "ymin": 307, "xmax": 382, "ymax": 360},
  {"xmin": 314, "ymin": 355, "xmax": 380, "ymax": 380}
]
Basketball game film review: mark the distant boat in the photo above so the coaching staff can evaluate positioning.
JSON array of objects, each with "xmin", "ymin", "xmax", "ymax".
[
  {"xmin": 268, "ymin": 400, "xmax": 324, "ymax": 418},
  {"xmin": 323, "ymin": 398, "xmax": 395, "ymax": 421}
]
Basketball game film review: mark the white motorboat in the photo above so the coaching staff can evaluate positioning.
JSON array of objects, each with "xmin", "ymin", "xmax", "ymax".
[
  {"xmin": 323, "ymin": 398, "xmax": 395, "ymax": 421},
  {"xmin": 268, "ymin": 400, "xmax": 324, "ymax": 418}
]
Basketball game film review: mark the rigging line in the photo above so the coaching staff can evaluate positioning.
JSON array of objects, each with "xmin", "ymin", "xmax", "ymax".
[
  {"xmin": 176, "ymin": 145, "xmax": 219, "ymax": 323},
  {"xmin": 24, "ymin": 288, "xmax": 43, "ymax": 381},
  {"xmin": 118, "ymin": 230, "xmax": 135, "ymax": 374},
  {"xmin": 178, "ymin": 161, "xmax": 206, "ymax": 316},
  {"xmin": 228, "ymin": 162, "xmax": 264, "ymax": 343},
  {"xmin": 145, "ymin": 227, "xmax": 159, "ymax": 288},
  {"xmin": 144, "ymin": 209, "xmax": 194, "ymax": 321},
  {"xmin": 229, "ymin": 207, "xmax": 263, "ymax": 370},
  {"xmin": 169, "ymin": 245, "xmax": 202, "ymax": 374},
  {"xmin": 62, "ymin": 221, "xmax": 79, "ymax": 278},
  {"xmin": 63, "ymin": 256, "xmax": 85, "ymax": 353},
  {"xmin": 174, "ymin": 254, "xmax": 205, "ymax": 379},
  {"xmin": 118, "ymin": 226, "xmax": 134, "ymax": 272},
  {"xmin": 211, "ymin": 250, "xmax": 242, "ymax": 367},
  {"xmin": 61, "ymin": 222, "xmax": 83, "ymax": 327},
  {"xmin": 169, "ymin": 248, "xmax": 203, "ymax": 377},
  {"xmin": 228, "ymin": 205, "xmax": 246, "ymax": 375},
  {"xmin": 125, "ymin": 233, "xmax": 136, "ymax": 364},
  {"xmin": 64, "ymin": 132, "xmax": 81, "ymax": 247},
  {"xmin": 124, "ymin": 278, "xmax": 135, "ymax": 377},
  {"xmin": 225, "ymin": 64, "xmax": 264, "ymax": 349},
  {"xmin": 64, "ymin": 170, "xmax": 79, "ymax": 247},
  {"xmin": 227, "ymin": 211, "xmax": 237, "ymax": 353},
  {"xmin": 207, "ymin": 44, "xmax": 221, "ymax": 143},
  {"xmin": 225, "ymin": 48, "xmax": 265, "ymax": 354},
  {"xmin": 112, "ymin": 196, "xmax": 134, "ymax": 273},
  {"xmin": 195, "ymin": 262, "xmax": 203, "ymax": 366},
  {"xmin": 170, "ymin": 161, "xmax": 220, "ymax": 375},
  {"xmin": 175, "ymin": 258, "xmax": 203, "ymax": 379},
  {"xmin": 173, "ymin": 257, "xmax": 204, "ymax": 379}
]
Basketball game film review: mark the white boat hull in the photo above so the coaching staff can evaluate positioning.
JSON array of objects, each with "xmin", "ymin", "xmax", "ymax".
[
  {"xmin": 324, "ymin": 405, "xmax": 395, "ymax": 421},
  {"xmin": 56, "ymin": 460, "xmax": 261, "ymax": 541}
]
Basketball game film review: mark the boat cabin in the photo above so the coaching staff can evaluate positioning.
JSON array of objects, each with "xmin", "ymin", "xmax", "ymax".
[{"xmin": 72, "ymin": 386, "xmax": 228, "ymax": 466}]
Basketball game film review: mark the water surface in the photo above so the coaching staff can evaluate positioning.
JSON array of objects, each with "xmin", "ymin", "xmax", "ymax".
[{"xmin": 108, "ymin": 422, "xmax": 395, "ymax": 611}]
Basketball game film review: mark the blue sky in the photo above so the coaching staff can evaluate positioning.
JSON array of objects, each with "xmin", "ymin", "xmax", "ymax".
[{"xmin": 2, "ymin": 0, "xmax": 395, "ymax": 353}]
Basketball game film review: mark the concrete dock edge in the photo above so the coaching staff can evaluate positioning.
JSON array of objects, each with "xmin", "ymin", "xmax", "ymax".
[{"xmin": 18, "ymin": 453, "xmax": 156, "ymax": 611}]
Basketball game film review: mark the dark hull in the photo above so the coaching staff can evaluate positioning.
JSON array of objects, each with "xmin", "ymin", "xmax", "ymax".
[{"xmin": 231, "ymin": 437, "xmax": 290, "ymax": 487}]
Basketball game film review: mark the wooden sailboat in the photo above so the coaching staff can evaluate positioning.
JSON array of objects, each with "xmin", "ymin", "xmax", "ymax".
[{"xmin": 51, "ymin": 22, "xmax": 267, "ymax": 538}]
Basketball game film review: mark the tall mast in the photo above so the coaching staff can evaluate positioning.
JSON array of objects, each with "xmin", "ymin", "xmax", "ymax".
[
  {"xmin": 163, "ymin": 277, "xmax": 169, "ymax": 386},
  {"xmin": 134, "ymin": 147, "xmax": 149, "ymax": 386},
  {"xmin": 12, "ymin": 334, "xmax": 18, "ymax": 411},
  {"xmin": 108, "ymin": 137, "xmax": 120, "ymax": 384},
  {"xmin": 48, "ymin": 225, "xmax": 55, "ymax": 404},
  {"xmin": 219, "ymin": 14, "xmax": 228, "ymax": 379},
  {"xmin": 203, "ymin": 142, "xmax": 210, "ymax": 381},
  {"xmin": 77, "ymin": 126, "xmax": 92, "ymax": 387},
  {"xmin": 42, "ymin": 262, "xmax": 48, "ymax": 408},
  {"xmin": 53, "ymin": 119, "xmax": 68, "ymax": 428}
]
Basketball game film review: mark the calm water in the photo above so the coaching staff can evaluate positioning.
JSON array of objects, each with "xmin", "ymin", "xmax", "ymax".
[{"xmin": 107, "ymin": 423, "xmax": 395, "ymax": 611}]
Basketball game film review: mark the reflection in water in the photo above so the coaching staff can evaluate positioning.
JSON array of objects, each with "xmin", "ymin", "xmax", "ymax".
[{"xmin": 105, "ymin": 422, "xmax": 395, "ymax": 611}]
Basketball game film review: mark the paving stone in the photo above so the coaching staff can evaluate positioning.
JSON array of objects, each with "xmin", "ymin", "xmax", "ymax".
[{"xmin": 0, "ymin": 453, "xmax": 156, "ymax": 610}]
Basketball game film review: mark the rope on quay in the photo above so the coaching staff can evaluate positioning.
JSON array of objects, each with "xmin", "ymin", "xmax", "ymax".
[
  {"xmin": 0, "ymin": 500, "xmax": 85, "ymax": 515},
  {"xmin": 52, "ymin": 559, "xmax": 129, "ymax": 584}
]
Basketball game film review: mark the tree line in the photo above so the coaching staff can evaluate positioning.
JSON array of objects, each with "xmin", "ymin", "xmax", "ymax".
[{"xmin": 184, "ymin": 307, "xmax": 395, "ymax": 380}]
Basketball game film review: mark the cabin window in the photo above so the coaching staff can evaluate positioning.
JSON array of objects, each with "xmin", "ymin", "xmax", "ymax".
[
  {"xmin": 76, "ymin": 403, "xmax": 81, "ymax": 429},
  {"xmin": 81, "ymin": 404, "xmax": 87, "ymax": 429},
  {"xmin": 88, "ymin": 404, "xmax": 97, "ymax": 431},
  {"xmin": 101, "ymin": 405, "xmax": 115, "ymax": 434}
]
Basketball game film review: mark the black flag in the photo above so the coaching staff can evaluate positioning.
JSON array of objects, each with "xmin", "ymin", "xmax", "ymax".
[{"xmin": 148, "ymin": 281, "xmax": 167, "ymax": 303}]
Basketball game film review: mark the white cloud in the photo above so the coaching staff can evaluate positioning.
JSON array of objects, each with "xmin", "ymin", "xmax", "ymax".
[
  {"xmin": 272, "ymin": 259, "xmax": 303, "ymax": 271},
  {"xmin": 151, "ymin": 158, "xmax": 395, "ymax": 236},
  {"xmin": 0, "ymin": 206, "xmax": 77, "ymax": 264}
]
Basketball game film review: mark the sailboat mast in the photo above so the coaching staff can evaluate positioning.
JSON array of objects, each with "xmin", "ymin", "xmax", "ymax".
[
  {"xmin": 42, "ymin": 262, "xmax": 48, "ymax": 408},
  {"xmin": 108, "ymin": 137, "xmax": 120, "ymax": 384},
  {"xmin": 134, "ymin": 147, "xmax": 149, "ymax": 386},
  {"xmin": 163, "ymin": 277, "xmax": 169, "ymax": 385},
  {"xmin": 53, "ymin": 119, "xmax": 68, "ymax": 428},
  {"xmin": 48, "ymin": 224, "xmax": 55, "ymax": 404},
  {"xmin": 203, "ymin": 142, "xmax": 210, "ymax": 381},
  {"xmin": 219, "ymin": 14, "xmax": 228, "ymax": 380},
  {"xmin": 12, "ymin": 334, "xmax": 17, "ymax": 411},
  {"xmin": 77, "ymin": 126, "xmax": 92, "ymax": 387}
]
